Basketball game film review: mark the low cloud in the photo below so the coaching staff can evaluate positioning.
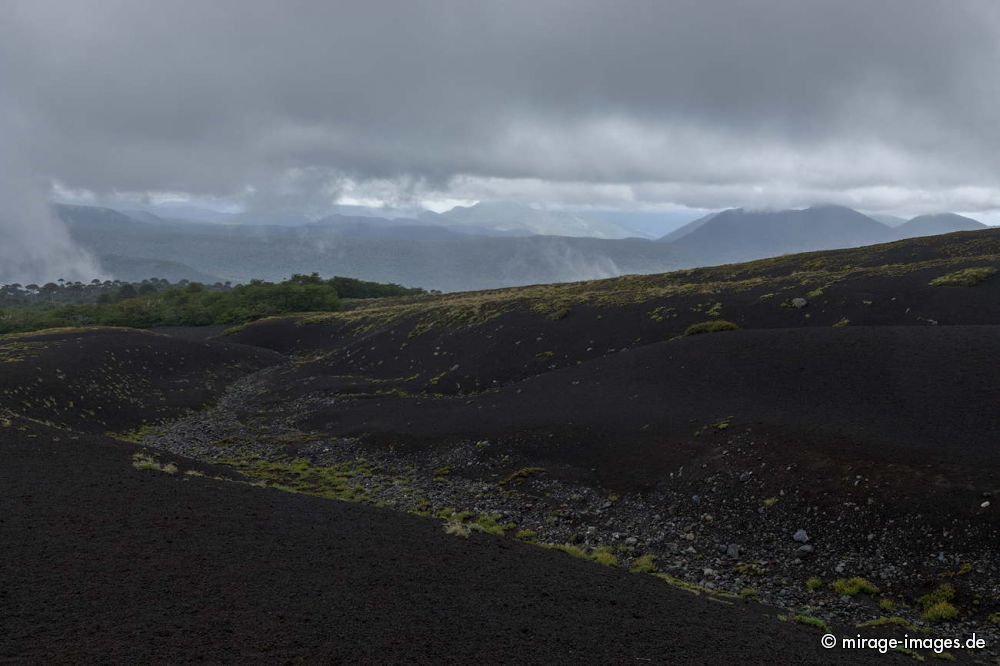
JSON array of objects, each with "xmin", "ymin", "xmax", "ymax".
[
  {"xmin": 0, "ymin": 106, "xmax": 104, "ymax": 284},
  {"xmin": 2, "ymin": 0, "xmax": 1000, "ymax": 229}
]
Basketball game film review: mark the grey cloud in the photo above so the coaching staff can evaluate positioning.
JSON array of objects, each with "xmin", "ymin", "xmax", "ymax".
[{"xmin": 2, "ymin": 0, "xmax": 1000, "ymax": 211}]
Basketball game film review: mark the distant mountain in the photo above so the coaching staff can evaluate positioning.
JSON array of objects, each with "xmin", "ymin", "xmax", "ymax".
[
  {"xmin": 584, "ymin": 210, "xmax": 699, "ymax": 239},
  {"xmin": 868, "ymin": 213, "xmax": 909, "ymax": 227},
  {"xmin": 669, "ymin": 205, "xmax": 898, "ymax": 264},
  {"xmin": 897, "ymin": 213, "xmax": 987, "ymax": 238},
  {"xmin": 657, "ymin": 212, "xmax": 720, "ymax": 242},
  {"xmin": 422, "ymin": 202, "xmax": 637, "ymax": 239},
  {"xmin": 310, "ymin": 215, "xmax": 465, "ymax": 240},
  {"xmin": 120, "ymin": 203, "xmax": 237, "ymax": 224},
  {"xmin": 57, "ymin": 204, "xmax": 683, "ymax": 291},
  {"xmin": 52, "ymin": 202, "xmax": 991, "ymax": 292}
]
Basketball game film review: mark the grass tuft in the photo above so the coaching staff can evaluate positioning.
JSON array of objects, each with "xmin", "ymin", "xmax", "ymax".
[
  {"xmin": 830, "ymin": 577, "xmax": 879, "ymax": 597},
  {"xmin": 778, "ymin": 614, "xmax": 831, "ymax": 633},
  {"xmin": 629, "ymin": 554, "xmax": 657, "ymax": 574},
  {"xmin": 683, "ymin": 320, "xmax": 740, "ymax": 336},
  {"xmin": 929, "ymin": 267, "xmax": 996, "ymax": 287},
  {"xmin": 589, "ymin": 547, "xmax": 618, "ymax": 568},
  {"xmin": 917, "ymin": 583, "xmax": 955, "ymax": 610},
  {"xmin": 444, "ymin": 522, "xmax": 470, "ymax": 538},
  {"xmin": 921, "ymin": 601, "xmax": 958, "ymax": 623}
]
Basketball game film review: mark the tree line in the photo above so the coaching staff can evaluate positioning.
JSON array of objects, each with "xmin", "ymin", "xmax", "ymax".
[{"xmin": 0, "ymin": 274, "xmax": 426, "ymax": 334}]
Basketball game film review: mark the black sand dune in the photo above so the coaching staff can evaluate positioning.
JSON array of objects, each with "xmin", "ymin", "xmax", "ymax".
[
  {"xmin": 0, "ymin": 418, "xmax": 889, "ymax": 664},
  {"xmin": 273, "ymin": 326, "xmax": 1000, "ymax": 495},
  {"xmin": 0, "ymin": 328, "xmax": 283, "ymax": 433}
]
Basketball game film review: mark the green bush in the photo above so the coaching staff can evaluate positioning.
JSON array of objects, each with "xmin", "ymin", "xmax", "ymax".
[
  {"xmin": 0, "ymin": 273, "xmax": 426, "ymax": 335},
  {"xmin": 683, "ymin": 320, "xmax": 740, "ymax": 336}
]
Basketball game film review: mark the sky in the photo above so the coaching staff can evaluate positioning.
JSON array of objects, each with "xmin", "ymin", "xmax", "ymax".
[{"xmin": 2, "ymin": 1, "xmax": 1000, "ymax": 280}]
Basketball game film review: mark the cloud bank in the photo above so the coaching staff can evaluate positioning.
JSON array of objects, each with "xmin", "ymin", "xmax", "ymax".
[{"xmin": 2, "ymin": 0, "xmax": 1000, "ymax": 259}]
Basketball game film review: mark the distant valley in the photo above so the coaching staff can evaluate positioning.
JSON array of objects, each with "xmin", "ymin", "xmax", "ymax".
[{"xmin": 58, "ymin": 202, "xmax": 991, "ymax": 291}]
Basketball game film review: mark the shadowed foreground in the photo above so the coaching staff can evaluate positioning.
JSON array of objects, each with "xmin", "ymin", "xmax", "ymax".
[{"xmin": 0, "ymin": 418, "xmax": 890, "ymax": 664}]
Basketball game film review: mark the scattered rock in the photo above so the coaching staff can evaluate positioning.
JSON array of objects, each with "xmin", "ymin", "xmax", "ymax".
[{"xmin": 792, "ymin": 529, "xmax": 809, "ymax": 543}]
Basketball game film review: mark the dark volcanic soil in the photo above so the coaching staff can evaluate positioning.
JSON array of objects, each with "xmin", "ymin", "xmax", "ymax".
[
  {"xmin": 262, "ymin": 325, "xmax": 1000, "ymax": 513},
  {"xmin": 0, "ymin": 417, "xmax": 890, "ymax": 665},
  {"xmin": 0, "ymin": 328, "xmax": 283, "ymax": 434},
  {"xmin": 5, "ymin": 234, "xmax": 1000, "ymax": 663}
]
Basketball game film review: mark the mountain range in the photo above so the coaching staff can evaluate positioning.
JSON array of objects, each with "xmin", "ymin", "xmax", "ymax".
[{"xmin": 55, "ymin": 202, "xmax": 990, "ymax": 291}]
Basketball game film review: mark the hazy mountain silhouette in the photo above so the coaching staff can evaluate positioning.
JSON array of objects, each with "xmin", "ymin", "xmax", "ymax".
[
  {"xmin": 420, "ymin": 201, "xmax": 638, "ymax": 239},
  {"xmin": 53, "ymin": 203, "xmax": 989, "ymax": 291},
  {"xmin": 897, "ymin": 213, "xmax": 987, "ymax": 237},
  {"xmin": 666, "ymin": 205, "xmax": 898, "ymax": 263}
]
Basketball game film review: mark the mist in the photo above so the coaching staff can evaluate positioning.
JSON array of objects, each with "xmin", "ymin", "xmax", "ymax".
[{"xmin": 0, "ymin": 113, "xmax": 104, "ymax": 285}]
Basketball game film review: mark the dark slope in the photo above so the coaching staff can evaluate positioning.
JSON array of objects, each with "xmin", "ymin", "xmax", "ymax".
[
  {"xmin": 0, "ymin": 328, "xmax": 283, "ymax": 434},
  {"xmin": 228, "ymin": 233, "xmax": 1000, "ymax": 394},
  {"xmin": 671, "ymin": 205, "xmax": 897, "ymax": 264},
  {"xmin": 281, "ymin": 326, "xmax": 1000, "ymax": 506},
  {"xmin": 221, "ymin": 232, "xmax": 1000, "ymax": 540},
  {"xmin": 897, "ymin": 213, "xmax": 988, "ymax": 238},
  {"xmin": 0, "ymin": 418, "xmax": 886, "ymax": 665}
]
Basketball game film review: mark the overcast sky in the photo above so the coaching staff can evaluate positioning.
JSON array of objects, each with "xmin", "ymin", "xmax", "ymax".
[{"xmin": 3, "ymin": 0, "xmax": 1000, "ymax": 221}]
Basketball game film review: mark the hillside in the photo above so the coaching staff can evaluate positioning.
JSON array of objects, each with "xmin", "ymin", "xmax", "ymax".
[
  {"xmin": 6, "ymin": 231, "xmax": 1000, "ymax": 662},
  {"xmin": 668, "ymin": 205, "xmax": 898, "ymax": 262}
]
